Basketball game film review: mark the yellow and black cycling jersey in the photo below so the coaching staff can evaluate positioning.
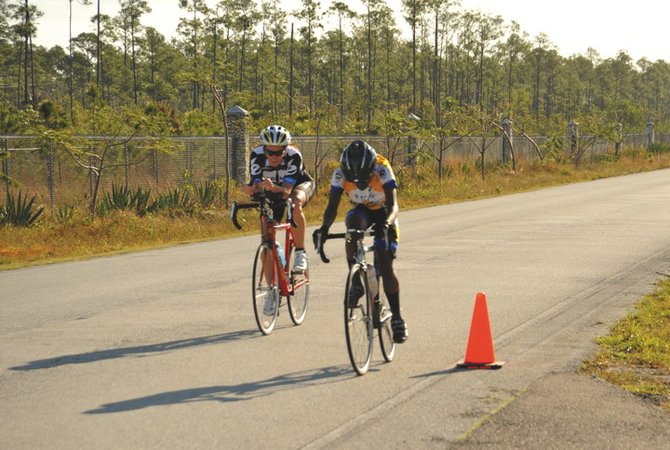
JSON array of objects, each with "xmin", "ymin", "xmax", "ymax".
[{"xmin": 330, "ymin": 154, "xmax": 397, "ymax": 210}]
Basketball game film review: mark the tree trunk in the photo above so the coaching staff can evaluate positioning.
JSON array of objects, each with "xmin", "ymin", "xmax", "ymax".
[
  {"xmin": 23, "ymin": 0, "xmax": 29, "ymax": 107},
  {"xmin": 366, "ymin": 10, "xmax": 372, "ymax": 131},
  {"xmin": 69, "ymin": 0, "xmax": 74, "ymax": 117},
  {"xmin": 434, "ymin": 10, "xmax": 440, "ymax": 127},
  {"xmin": 96, "ymin": 0, "xmax": 101, "ymax": 88},
  {"xmin": 289, "ymin": 24, "xmax": 294, "ymax": 116},
  {"xmin": 131, "ymin": 17, "xmax": 138, "ymax": 105},
  {"xmin": 338, "ymin": 18, "xmax": 344, "ymax": 126}
]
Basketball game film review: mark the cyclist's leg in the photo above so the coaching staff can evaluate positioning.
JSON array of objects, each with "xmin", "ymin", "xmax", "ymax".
[
  {"xmin": 344, "ymin": 205, "xmax": 371, "ymax": 265},
  {"xmin": 372, "ymin": 213, "xmax": 407, "ymax": 343},
  {"xmin": 289, "ymin": 181, "xmax": 314, "ymax": 249},
  {"xmin": 261, "ymin": 216, "xmax": 277, "ymax": 284},
  {"xmin": 370, "ymin": 208, "xmax": 399, "ymax": 296}
]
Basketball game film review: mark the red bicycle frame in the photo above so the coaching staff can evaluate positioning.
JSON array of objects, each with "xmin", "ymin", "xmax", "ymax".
[
  {"xmin": 232, "ymin": 194, "xmax": 309, "ymax": 298},
  {"xmin": 261, "ymin": 217, "xmax": 292, "ymax": 297}
]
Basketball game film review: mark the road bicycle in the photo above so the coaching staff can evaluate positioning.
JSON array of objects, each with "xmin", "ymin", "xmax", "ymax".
[
  {"xmin": 316, "ymin": 229, "xmax": 395, "ymax": 375},
  {"xmin": 231, "ymin": 193, "xmax": 309, "ymax": 335}
]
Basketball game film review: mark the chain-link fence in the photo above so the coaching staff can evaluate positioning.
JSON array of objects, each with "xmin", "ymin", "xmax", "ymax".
[{"xmin": 1, "ymin": 133, "xmax": 666, "ymax": 212}]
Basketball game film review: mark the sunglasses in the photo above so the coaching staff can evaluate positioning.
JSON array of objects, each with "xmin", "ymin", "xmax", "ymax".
[{"xmin": 265, "ymin": 149, "xmax": 285, "ymax": 157}]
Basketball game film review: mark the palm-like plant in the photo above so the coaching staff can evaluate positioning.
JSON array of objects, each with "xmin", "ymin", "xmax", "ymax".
[{"xmin": 1, "ymin": 191, "xmax": 44, "ymax": 227}]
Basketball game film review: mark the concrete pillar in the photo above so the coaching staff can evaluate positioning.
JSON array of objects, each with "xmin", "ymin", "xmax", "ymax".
[
  {"xmin": 614, "ymin": 122, "xmax": 623, "ymax": 155},
  {"xmin": 226, "ymin": 105, "xmax": 250, "ymax": 183},
  {"xmin": 405, "ymin": 112, "xmax": 421, "ymax": 167},
  {"xmin": 646, "ymin": 120, "xmax": 655, "ymax": 149},
  {"xmin": 568, "ymin": 120, "xmax": 579, "ymax": 153},
  {"xmin": 502, "ymin": 118, "xmax": 513, "ymax": 163}
]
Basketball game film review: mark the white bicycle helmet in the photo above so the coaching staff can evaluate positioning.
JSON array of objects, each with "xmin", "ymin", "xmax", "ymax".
[{"xmin": 259, "ymin": 125, "xmax": 291, "ymax": 146}]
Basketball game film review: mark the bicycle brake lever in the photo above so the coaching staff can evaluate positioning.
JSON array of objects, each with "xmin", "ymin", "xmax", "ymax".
[
  {"xmin": 316, "ymin": 233, "xmax": 330, "ymax": 263},
  {"xmin": 231, "ymin": 202, "xmax": 243, "ymax": 230}
]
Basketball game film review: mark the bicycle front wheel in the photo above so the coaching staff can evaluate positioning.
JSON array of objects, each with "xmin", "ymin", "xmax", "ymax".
[
  {"xmin": 377, "ymin": 290, "xmax": 396, "ymax": 362},
  {"xmin": 252, "ymin": 243, "xmax": 279, "ymax": 335},
  {"xmin": 344, "ymin": 264, "xmax": 373, "ymax": 375},
  {"xmin": 288, "ymin": 267, "xmax": 309, "ymax": 326}
]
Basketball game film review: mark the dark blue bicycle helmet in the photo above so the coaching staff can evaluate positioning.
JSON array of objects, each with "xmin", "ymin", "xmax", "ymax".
[{"xmin": 340, "ymin": 140, "xmax": 377, "ymax": 184}]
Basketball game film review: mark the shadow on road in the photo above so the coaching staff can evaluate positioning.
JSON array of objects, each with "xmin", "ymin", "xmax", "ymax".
[
  {"xmin": 410, "ymin": 367, "xmax": 463, "ymax": 379},
  {"xmin": 10, "ymin": 329, "xmax": 260, "ymax": 371},
  {"xmin": 84, "ymin": 365, "xmax": 352, "ymax": 414}
]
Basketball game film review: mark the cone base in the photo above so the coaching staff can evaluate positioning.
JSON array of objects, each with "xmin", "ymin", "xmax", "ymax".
[{"xmin": 456, "ymin": 360, "xmax": 504, "ymax": 370}]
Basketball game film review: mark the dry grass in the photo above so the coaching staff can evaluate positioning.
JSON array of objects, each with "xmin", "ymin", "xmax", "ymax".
[
  {"xmin": 2, "ymin": 149, "xmax": 670, "ymax": 270},
  {"xmin": 581, "ymin": 278, "xmax": 670, "ymax": 410}
]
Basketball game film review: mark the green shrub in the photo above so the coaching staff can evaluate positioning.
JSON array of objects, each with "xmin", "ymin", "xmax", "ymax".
[
  {"xmin": 131, "ymin": 188, "xmax": 159, "ymax": 216},
  {"xmin": 648, "ymin": 142, "xmax": 670, "ymax": 153},
  {"xmin": 156, "ymin": 187, "xmax": 192, "ymax": 211},
  {"xmin": 195, "ymin": 182, "xmax": 220, "ymax": 208},
  {"xmin": 0, "ymin": 191, "xmax": 44, "ymax": 227},
  {"xmin": 56, "ymin": 205, "xmax": 76, "ymax": 223},
  {"xmin": 99, "ymin": 184, "xmax": 160, "ymax": 216},
  {"xmin": 102, "ymin": 184, "xmax": 133, "ymax": 211}
]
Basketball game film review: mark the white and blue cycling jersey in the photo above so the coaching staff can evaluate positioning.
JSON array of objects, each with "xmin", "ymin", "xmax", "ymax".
[{"xmin": 249, "ymin": 145, "xmax": 312, "ymax": 187}]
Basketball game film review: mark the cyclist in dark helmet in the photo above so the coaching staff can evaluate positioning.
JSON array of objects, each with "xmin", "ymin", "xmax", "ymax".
[{"xmin": 313, "ymin": 140, "xmax": 408, "ymax": 343}]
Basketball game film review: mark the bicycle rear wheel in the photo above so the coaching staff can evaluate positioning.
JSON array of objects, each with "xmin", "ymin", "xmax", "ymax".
[
  {"xmin": 252, "ymin": 243, "xmax": 279, "ymax": 335},
  {"xmin": 344, "ymin": 264, "xmax": 373, "ymax": 375},
  {"xmin": 377, "ymin": 290, "xmax": 396, "ymax": 362},
  {"xmin": 288, "ymin": 265, "xmax": 309, "ymax": 326}
]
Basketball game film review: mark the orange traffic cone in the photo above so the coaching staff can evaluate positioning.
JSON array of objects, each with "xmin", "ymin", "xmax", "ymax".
[{"xmin": 457, "ymin": 292, "xmax": 504, "ymax": 369}]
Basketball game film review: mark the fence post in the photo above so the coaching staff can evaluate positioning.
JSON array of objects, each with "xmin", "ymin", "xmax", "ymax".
[
  {"xmin": 646, "ymin": 120, "xmax": 655, "ymax": 149},
  {"xmin": 124, "ymin": 142, "xmax": 130, "ymax": 189},
  {"xmin": 89, "ymin": 152, "xmax": 95, "ymax": 201},
  {"xmin": 47, "ymin": 144, "xmax": 55, "ymax": 211},
  {"xmin": 211, "ymin": 141, "xmax": 217, "ymax": 181},
  {"xmin": 152, "ymin": 150, "xmax": 159, "ymax": 186},
  {"xmin": 226, "ymin": 105, "xmax": 250, "ymax": 184},
  {"xmin": 502, "ymin": 118, "xmax": 513, "ymax": 163},
  {"xmin": 187, "ymin": 140, "xmax": 195, "ymax": 184},
  {"xmin": 405, "ymin": 112, "xmax": 421, "ymax": 167},
  {"xmin": 568, "ymin": 120, "xmax": 579, "ymax": 153},
  {"xmin": 2, "ymin": 138, "xmax": 9, "ymax": 197}
]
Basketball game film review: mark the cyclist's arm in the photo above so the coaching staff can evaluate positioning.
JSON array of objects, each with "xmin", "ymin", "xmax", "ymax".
[
  {"xmin": 320, "ymin": 188, "xmax": 343, "ymax": 231},
  {"xmin": 251, "ymin": 178, "xmax": 291, "ymax": 197},
  {"xmin": 383, "ymin": 185, "xmax": 399, "ymax": 226},
  {"xmin": 242, "ymin": 182, "xmax": 255, "ymax": 195}
]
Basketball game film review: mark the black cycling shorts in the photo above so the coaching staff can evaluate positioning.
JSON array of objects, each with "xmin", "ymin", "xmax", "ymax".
[{"xmin": 345, "ymin": 204, "xmax": 399, "ymax": 255}]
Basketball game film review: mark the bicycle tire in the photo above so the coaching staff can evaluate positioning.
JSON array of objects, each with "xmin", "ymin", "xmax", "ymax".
[
  {"xmin": 287, "ymin": 264, "xmax": 309, "ymax": 326},
  {"xmin": 252, "ymin": 243, "xmax": 279, "ymax": 335},
  {"xmin": 377, "ymin": 290, "xmax": 396, "ymax": 362},
  {"xmin": 344, "ymin": 264, "xmax": 373, "ymax": 375}
]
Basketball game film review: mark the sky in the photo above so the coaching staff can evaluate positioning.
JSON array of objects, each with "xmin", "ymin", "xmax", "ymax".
[{"xmin": 32, "ymin": 0, "xmax": 667, "ymax": 64}]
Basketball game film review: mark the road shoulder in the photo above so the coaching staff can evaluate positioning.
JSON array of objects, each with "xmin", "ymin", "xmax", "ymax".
[{"xmin": 456, "ymin": 371, "xmax": 670, "ymax": 449}]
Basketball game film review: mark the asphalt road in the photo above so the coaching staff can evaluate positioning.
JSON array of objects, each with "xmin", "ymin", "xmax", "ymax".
[{"xmin": 2, "ymin": 169, "xmax": 670, "ymax": 448}]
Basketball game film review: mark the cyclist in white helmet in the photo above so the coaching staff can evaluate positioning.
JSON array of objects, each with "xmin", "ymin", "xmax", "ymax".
[{"xmin": 243, "ymin": 125, "xmax": 314, "ymax": 272}]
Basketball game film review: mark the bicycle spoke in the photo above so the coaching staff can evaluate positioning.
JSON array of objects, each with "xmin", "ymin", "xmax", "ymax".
[
  {"xmin": 288, "ymin": 269, "xmax": 309, "ymax": 325},
  {"xmin": 377, "ymin": 293, "xmax": 396, "ymax": 362},
  {"xmin": 344, "ymin": 266, "xmax": 373, "ymax": 375},
  {"xmin": 252, "ymin": 244, "xmax": 279, "ymax": 335}
]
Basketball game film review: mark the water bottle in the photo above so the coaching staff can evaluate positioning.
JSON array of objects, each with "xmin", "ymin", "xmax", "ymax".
[
  {"xmin": 366, "ymin": 264, "xmax": 379, "ymax": 301},
  {"xmin": 276, "ymin": 243, "xmax": 286, "ymax": 267}
]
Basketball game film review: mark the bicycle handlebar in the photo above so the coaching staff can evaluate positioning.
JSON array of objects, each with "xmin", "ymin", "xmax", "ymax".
[
  {"xmin": 314, "ymin": 229, "xmax": 373, "ymax": 263},
  {"xmin": 230, "ymin": 201, "xmax": 257, "ymax": 230},
  {"xmin": 230, "ymin": 192, "xmax": 294, "ymax": 230}
]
